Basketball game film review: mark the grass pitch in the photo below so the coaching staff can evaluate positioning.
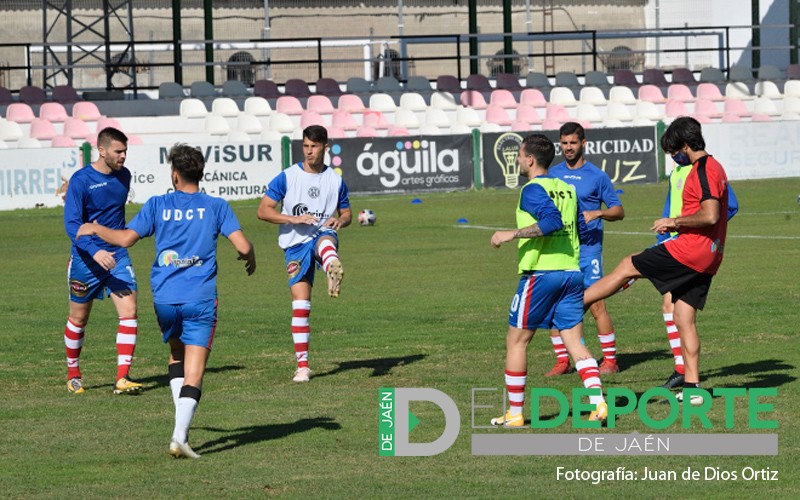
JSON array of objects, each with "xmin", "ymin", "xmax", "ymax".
[{"xmin": 0, "ymin": 178, "xmax": 798, "ymax": 498}]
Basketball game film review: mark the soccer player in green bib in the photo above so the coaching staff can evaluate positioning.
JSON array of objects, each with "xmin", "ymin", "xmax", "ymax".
[{"xmin": 490, "ymin": 134, "xmax": 608, "ymax": 426}]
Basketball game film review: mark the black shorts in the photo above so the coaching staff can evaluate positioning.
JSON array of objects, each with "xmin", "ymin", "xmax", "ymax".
[{"xmin": 631, "ymin": 244, "xmax": 714, "ymax": 310}]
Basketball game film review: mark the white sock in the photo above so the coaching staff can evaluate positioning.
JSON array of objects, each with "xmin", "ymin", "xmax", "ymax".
[
  {"xmin": 169, "ymin": 377, "xmax": 184, "ymax": 408},
  {"xmin": 172, "ymin": 397, "xmax": 198, "ymax": 444}
]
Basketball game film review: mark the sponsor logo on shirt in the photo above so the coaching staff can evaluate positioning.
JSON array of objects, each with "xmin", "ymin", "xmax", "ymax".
[
  {"xmin": 308, "ymin": 186, "xmax": 320, "ymax": 199},
  {"xmin": 88, "ymin": 182, "xmax": 108, "ymax": 190},
  {"xmin": 158, "ymin": 250, "xmax": 202, "ymax": 268},
  {"xmin": 291, "ymin": 203, "xmax": 328, "ymax": 219},
  {"xmin": 287, "ymin": 260, "xmax": 301, "ymax": 278}
]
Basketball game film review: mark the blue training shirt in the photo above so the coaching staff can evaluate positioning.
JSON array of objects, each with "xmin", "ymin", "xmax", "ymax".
[
  {"xmin": 549, "ymin": 160, "xmax": 621, "ymax": 252},
  {"xmin": 64, "ymin": 164, "xmax": 131, "ymax": 262},
  {"xmin": 127, "ymin": 191, "xmax": 242, "ymax": 304}
]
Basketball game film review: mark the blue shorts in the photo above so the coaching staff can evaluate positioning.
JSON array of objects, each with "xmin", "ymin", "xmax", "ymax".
[
  {"xmin": 67, "ymin": 254, "xmax": 137, "ymax": 303},
  {"xmin": 284, "ymin": 231, "xmax": 338, "ymax": 288},
  {"xmin": 154, "ymin": 299, "xmax": 218, "ymax": 349},
  {"xmin": 508, "ymin": 270, "xmax": 584, "ymax": 331},
  {"xmin": 579, "ymin": 248, "xmax": 604, "ymax": 289}
]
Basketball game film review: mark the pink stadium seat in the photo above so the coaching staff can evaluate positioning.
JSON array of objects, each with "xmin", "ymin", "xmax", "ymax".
[
  {"xmin": 327, "ymin": 126, "xmax": 347, "ymax": 139},
  {"xmin": 337, "ymin": 94, "xmax": 366, "ymax": 113},
  {"xmin": 638, "ymin": 84, "xmax": 666, "ymax": 103},
  {"xmin": 696, "ymin": 83, "xmax": 724, "ymax": 101},
  {"xmin": 751, "ymin": 113, "xmax": 773, "ymax": 122},
  {"xmin": 511, "ymin": 121, "xmax": 532, "ymax": 132},
  {"xmin": 667, "ymin": 84, "xmax": 694, "ymax": 102},
  {"xmin": 51, "ymin": 135, "xmax": 76, "ymax": 148},
  {"xmin": 489, "ymin": 89, "xmax": 518, "ymax": 109},
  {"xmin": 721, "ymin": 113, "xmax": 742, "ymax": 123},
  {"xmin": 72, "ymin": 101, "xmax": 102, "ymax": 121},
  {"xmin": 276, "ymin": 96, "xmax": 304, "ymax": 115},
  {"xmin": 96, "ymin": 117, "xmax": 122, "ymax": 132},
  {"xmin": 29, "ymin": 118, "xmax": 57, "ymax": 140},
  {"xmin": 520, "ymin": 88, "xmax": 547, "ymax": 107},
  {"xmin": 723, "ymin": 98, "xmax": 750, "ymax": 117},
  {"xmin": 665, "ymin": 99, "xmax": 689, "ymax": 118},
  {"xmin": 362, "ymin": 110, "xmax": 389, "ymax": 129},
  {"xmin": 541, "ymin": 118, "xmax": 561, "ymax": 130},
  {"xmin": 39, "ymin": 102, "xmax": 68, "ymax": 122},
  {"xmin": 127, "ymin": 134, "xmax": 144, "ymax": 145},
  {"xmin": 6, "ymin": 103, "xmax": 36, "ymax": 123},
  {"xmin": 694, "ymin": 98, "xmax": 721, "ymax": 118},
  {"xmin": 356, "ymin": 125, "xmax": 378, "ymax": 137},
  {"xmin": 331, "ymin": 110, "xmax": 359, "ymax": 131},
  {"xmin": 387, "ymin": 125, "xmax": 410, "ymax": 136},
  {"xmin": 485, "ymin": 104, "xmax": 512, "ymax": 126},
  {"xmin": 459, "ymin": 90, "xmax": 487, "ymax": 109},
  {"xmin": 306, "ymin": 95, "xmax": 335, "ymax": 115},
  {"xmin": 63, "ymin": 117, "xmax": 91, "ymax": 139},
  {"xmin": 515, "ymin": 104, "xmax": 542, "ymax": 124},
  {"xmin": 300, "ymin": 110, "xmax": 326, "ymax": 128},
  {"xmin": 545, "ymin": 103, "xmax": 570, "ymax": 122}
]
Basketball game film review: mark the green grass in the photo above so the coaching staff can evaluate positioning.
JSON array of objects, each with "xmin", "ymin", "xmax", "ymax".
[{"xmin": 0, "ymin": 178, "xmax": 798, "ymax": 498}]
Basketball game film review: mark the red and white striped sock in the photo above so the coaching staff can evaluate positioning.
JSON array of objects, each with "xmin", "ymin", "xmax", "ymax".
[
  {"xmin": 664, "ymin": 313, "xmax": 684, "ymax": 374},
  {"xmin": 576, "ymin": 358, "xmax": 604, "ymax": 406},
  {"xmin": 292, "ymin": 300, "xmax": 311, "ymax": 368},
  {"xmin": 64, "ymin": 318, "xmax": 85, "ymax": 380},
  {"xmin": 505, "ymin": 370, "xmax": 527, "ymax": 416},
  {"xmin": 598, "ymin": 331, "xmax": 617, "ymax": 363},
  {"xmin": 116, "ymin": 317, "xmax": 138, "ymax": 380},
  {"xmin": 317, "ymin": 239, "xmax": 340, "ymax": 273},
  {"xmin": 549, "ymin": 334, "xmax": 569, "ymax": 365}
]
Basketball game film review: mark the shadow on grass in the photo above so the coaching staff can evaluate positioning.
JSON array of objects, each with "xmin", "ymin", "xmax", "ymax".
[
  {"xmin": 706, "ymin": 359, "xmax": 797, "ymax": 389},
  {"xmin": 193, "ymin": 417, "xmax": 341, "ymax": 455},
  {"xmin": 86, "ymin": 365, "xmax": 245, "ymax": 393},
  {"xmin": 312, "ymin": 354, "xmax": 427, "ymax": 379},
  {"xmin": 616, "ymin": 349, "xmax": 672, "ymax": 372}
]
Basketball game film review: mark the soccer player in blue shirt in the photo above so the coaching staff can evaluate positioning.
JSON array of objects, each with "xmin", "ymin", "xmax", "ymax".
[
  {"xmin": 63, "ymin": 127, "xmax": 142, "ymax": 395},
  {"xmin": 547, "ymin": 122, "xmax": 625, "ymax": 376},
  {"xmin": 77, "ymin": 144, "xmax": 256, "ymax": 459}
]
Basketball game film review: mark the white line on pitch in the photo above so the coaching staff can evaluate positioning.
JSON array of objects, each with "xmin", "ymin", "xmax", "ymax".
[{"xmin": 454, "ymin": 225, "xmax": 800, "ymax": 240}]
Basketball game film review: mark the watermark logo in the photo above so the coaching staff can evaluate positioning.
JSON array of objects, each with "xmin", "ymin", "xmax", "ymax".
[{"xmin": 378, "ymin": 388, "xmax": 460, "ymax": 456}]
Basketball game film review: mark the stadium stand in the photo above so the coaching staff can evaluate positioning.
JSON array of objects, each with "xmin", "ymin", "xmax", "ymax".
[
  {"xmin": 6, "ymin": 103, "xmax": 35, "ymax": 123},
  {"xmin": 189, "ymin": 81, "xmax": 216, "ymax": 99},
  {"xmin": 489, "ymin": 89, "xmax": 518, "ymax": 109},
  {"xmin": 254, "ymin": 80, "xmax": 282, "ymax": 99},
  {"xmin": 72, "ymin": 101, "xmax": 102, "ymax": 121},
  {"xmin": 40, "ymin": 102, "xmax": 68, "ymax": 122},
  {"xmin": 221, "ymin": 80, "xmax": 250, "ymax": 98},
  {"xmin": 466, "ymin": 74, "xmax": 493, "ymax": 92},
  {"xmin": 460, "ymin": 90, "xmax": 488, "ymax": 109},
  {"xmin": 643, "ymin": 68, "xmax": 669, "ymax": 88},
  {"xmin": 436, "ymin": 75, "xmax": 462, "ymax": 93},
  {"xmin": 399, "ymin": 92, "xmax": 428, "ymax": 112},
  {"xmin": 495, "ymin": 73, "xmax": 524, "ymax": 92},
  {"xmin": 671, "ymin": 67, "xmax": 698, "ymax": 86},
  {"xmin": 406, "ymin": 76, "xmax": 434, "ymax": 94},
  {"xmin": 28, "ymin": 118, "xmax": 57, "ymax": 140},
  {"xmin": 211, "ymin": 98, "xmax": 241, "ymax": 117},
  {"xmin": 0, "ymin": 87, "xmax": 13, "ymax": 105},
  {"xmin": 285, "ymin": 79, "xmax": 313, "ymax": 98},
  {"xmin": 315, "ymin": 78, "xmax": 343, "ymax": 97},
  {"xmin": 276, "ymin": 96, "xmax": 305, "ymax": 115},
  {"xmin": 244, "ymin": 96, "xmax": 272, "ymax": 116},
  {"xmin": 19, "ymin": 85, "xmax": 47, "ymax": 105},
  {"xmin": 52, "ymin": 85, "xmax": 81, "ymax": 104},
  {"xmin": 346, "ymin": 77, "xmax": 372, "ymax": 94},
  {"xmin": 376, "ymin": 76, "xmax": 403, "ymax": 93},
  {"xmin": 525, "ymin": 72, "xmax": 552, "ymax": 91},
  {"xmin": 159, "ymin": 82, "xmax": 185, "ymax": 100}
]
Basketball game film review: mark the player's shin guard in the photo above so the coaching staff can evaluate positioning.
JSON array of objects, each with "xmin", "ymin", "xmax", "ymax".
[
  {"xmin": 116, "ymin": 317, "xmax": 138, "ymax": 380},
  {"xmin": 549, "ymin": 333, "xmax": 569, "ymax": 364},
  {"xmin": 598, "ymin": 331, "xmax": 617, "ymax": 362},
  {"xmin": 664, "ymin": 313, "xmax": 685, "ymax": 374},
  {"xmin": 172, "ymin": 385, "xmax": 201, "ymax": 444},
  {"xmin": 576, "ymin": 358, "xmax": 604, "ymax": 406},
  {"xmin": 317, "ymin": 239, "xmax": 340, "ymax": 273},
  {"xmin": 292, "ymin": 300, "xmax": 311, "ymax": 368},
  {"xmin": 505, "ymin": 370, "xmax": 527, "ymax": 416},
  {"xmin": 64, "ymin": 319, "xmax": 85, "ymax": 380},
  {"xmin": 168, "ymin": 362, "xmax": 185, "ymax": 408}
]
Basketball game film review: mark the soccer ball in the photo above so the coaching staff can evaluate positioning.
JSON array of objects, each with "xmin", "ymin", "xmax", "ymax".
[{"xmin": 358, "ymin": 209, "xmax": 376, "ymax": 226}]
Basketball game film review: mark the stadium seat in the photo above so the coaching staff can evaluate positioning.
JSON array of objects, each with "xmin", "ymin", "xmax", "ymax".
[
  {"xmin": 0, "ymin": 120, "xmax": 24, "ymax": 141},
  {"xmin": 0, "ymin": 87, "xmax": 13, "ymax": 105},
  {"xmin": 406, "ymin": 76, "xmax": 434, "ymax": 94},
  {"xmin": 227, "ymin": 131, "xmax": 251, "ymax": 142},
  {"xmin": 750, "ymin": 113, "xmax": 773, "ymax": 122},
  {"xmin": 179, "ymin": 98, "xmax": 209, "ymax": 118},
  {"xmin": 362, "ymin": 110, "xmax": 390, "ymax": 129},
  {"xmin": 52, "ymin": 85, "xmax": 81, "ymax": 104},
  {"xmin": 276, "ymin": 96, "xmax": 304, "ymax": 115},
  {"xmin": 757, "ymin": 64, "xmax": 784, "ymax": 82},
  {"xmin": 189, "ymin": 81, "xmax": 216, "ymax": 99},
  {"xmin": 254, "ymin": 79, "xmax": 282, "ymax": 99},
  {"xmin": 63, "ymin": 117, "xmax": 91, "ymax": 139},
  {"xmin": 466, "ymin": 74, "xmax": 493, "ymax": 92},
  {"xmin": 236, "ymin": 113, "xmax": 263, "ymax": 134},
  {"xmin": 326, "ymin": 126, "xmax": 346, "ymax": 139},
  {"xmin": 613, "ymin": 69, "xmax": 639, "ymax": 88},
  {"xmin": 555, "ymin": 71, "xmax": 580, "ymax": 89},
  {"xmin": 787, "ymin": 64, "xmax": 800, "ymax": 80},
  {"xmin": 6, "ymin": 103, "xmax": 36, "ymax": 123},
  {"xmin": 511, "ymin": 121, "xmax": 532, "ymax": 132},
  {"xmin": 667, "ymin": 84, "xmax": 694, "ymax": 102},
  {"xmin": 753, "ymin": 96, "xmax": 780, "ymax": 116},
  {"xmin": 307, "ymin": 95, "xmax": 335, "ymax": 115},
  {"xmin": 285, "ymin": 78, "xmax": 312, "ymax": 98},
  {"xmin": 356, "ymin": 125, "xmax": 378, "ymax": 137},
  {"xmin": 584, "ymin": 71, "xmax": 610, "ymax": 89},
  {"xmin": 211, "ymin": 97, "xmax": 241, "ymax": 117},
  {"xmin": 159, "ymin": 82, "xmax": 185, "ymax": 100},
  {"xmin": 722, "ymin": 97, "xmax": 750, "ymax": 117},
  {"xmin": 455, "ymin": 106, "xmax": 482, "ymax": 127},
  {"xmin": 96, "ymin": 117, "xmax": 122, "ymax": 132},
  {"xmin": 545, "ymin": 103, "xmax": 570, "ymax": 122},
  {"xmin": 520, "ymin": 88, "xmax": 547, "ymax": 107},
  {"xmin": 331, "ymin": 110, "xmax": 359, "ymax": 131},
  {"xmin": 548, "ymin": 87, "xmax": 577, "ymax": 107},
  {"xmin": 484, "ymin": 104, "xmax": 512, "ymax": 126},
  {"xmin": 575, "ymin": 103, "xmax": 603, "ymax": 124},
  {"xmin": 459, "ymin": 90, "xmax": 487, "ymax": 109},
  {"xmin": 244, "ymin": 96, "xmax": 272, "ymax": 116},
  {"xmin": 387, "ymin": 125, "xmax": 411, "ymax": 136},
  {"xmin": 28, "ymin": 118, "xmax": 57, "ymax": 140},
  {"xmin": 337, "ymin": 94, "xmax": 366, "ymax": 113},
  {"xmin": 394, "ymin": 108, "xmax": 421, "ymax": 129},
  {"xmin": 315, "ymin": 78, "xmax": 342, "ymax": 97},
  {"xmin": 755, "ymin": 81, "xmax": 782, "ymax": 99},
  {"xmin": 479, "ymin": 122, "xmax": 502, "ymax": 133},
  {"xmin": 525, "ymin": 71, "xmax": 552, "ymax": 91},
  {"xmin": 39, "ymin": 102, "xmax": 68, "ymax": 122},
  {"xmin": 728, "ymin": 66, "xmax": 755, "ymax": 83},
  {"xmin": 696, "ymin": 82, "xmax": 724, "ymax": 101},
  {"xmin": 368, "ymin": 93, "xmax": 398, "ymax": 113},
  {"xmin": 72, "ymin": 101, "xmax": 102, "ymax": 121},
  {"xmin": 609, "ymin": 86, "xmax": 637, "ymax": 105},
  {"xmin": 430, "ymin": 91, "xmax": 458, "ymax": 110},
  {"xmin": 376, "ymin": 76, "xmax": 403, "ymax": 93},
  {"xmin": 643, "ymin": 68, "xmax": 669, "ymax": 88},
  {"xmin": 300, "ymin": 110, "xmax": 326, "ymax": 129},
  {"xmin": 579, "ymin": 86, "xmax": 607, "ymax": 105},
  {"xmin": 784, "ymin": 80, "xmax": 800, "ymax": 97},
  {"xmin": 720, "ymin": 113, "xmax": 742, "ymax": 123},
  {"xmin": 346, "ymin": 77, "xmax": 372, "ymax": 94},
  {"xmin": 725, "ymin": 82, "xmax": 753, "ymax": 100},
  {"xmin": 665, "ymin": 99, "xmax": 689, "ymax": 118},
  {"xmin": 17, "ymin": 137, "xmax": 43, "ymax": 148},
  {"xmin": 635, "ymin": 101, "xmax": 662, "ymax": 121},
  {"xmin": 495, "ymin": 73, "xmax": 523, "ymax": 92},
  {"xmin": 419, "ymin": 124, "xmax": 442, "ymax": 135},
  {"xmin": 51, "ymin": 135, "xmax": 76, "ymax": 147},
  {"xmin": 638, "ymin": 84, "xmax": 666, "ymax": 103},
  {"xmin": 694, "ymin": 98, "xmax": 721, "ymax": 119},
  {"xmin": 449, "ymin": 123, "xmax": 473, "ymax": 135},
  {"xmin": 436, "ymin": 74, "xmax": 462, "ymax": 93},
  {"xmin": 260, "ymin": 129, "xmax": 284, "ymax": 141},
  {"xmin": 671, "ymin": 67, "xmax": 698, "ymax": 86},
  {"xmin": 205, "ymin": 114, "xmax": 233, "ymax": 135},
  {"xmin": 423, "ymin": 107, "xmax": 452, "ymax": 128},
  {"xmin": 699, "ymin": 67, "xmax": 726, "ymax": 84},
  {"xmin": 781, "ymin": 96, "xmax": 800, "ymax": 118},
  {"xmin": 514, "ymin": 104, "xmax": 542, "ymax": 124},
  {"xmin": 268, "ymin": 112, "xmax": 295, "ymax": 133},
  {"xmin": 605, "ymin": 101, "xmax": 634, "ymax": 121},
  {"xmin": 221, "ymin": 80, "xmax": 249, "ymax": 98},
  {"xmin": 399, "ymin": 92, "xmax": 427, "ymax": 112},
  {"xmin": 19, "ymin": 85, "xmax": 47, "ymax": 104},
  {"xmin": 490, "ymin": 89, "xmax": 518, "ymax": 109}
]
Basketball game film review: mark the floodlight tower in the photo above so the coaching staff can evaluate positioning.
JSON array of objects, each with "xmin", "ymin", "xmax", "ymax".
[{"xmin": 42, "ymin": 0, "xmax": 137, "ymax": 91}]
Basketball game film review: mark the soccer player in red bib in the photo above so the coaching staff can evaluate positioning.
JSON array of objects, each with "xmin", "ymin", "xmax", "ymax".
[{"xmin": 584, "ymin": 116, "xmax": 731, "ymax": 405}]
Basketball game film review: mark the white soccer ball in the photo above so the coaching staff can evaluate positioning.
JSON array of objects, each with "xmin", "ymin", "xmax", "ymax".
[{"xmin": 358, "ymin": 209, "xmax": 376, "ymax": 226}]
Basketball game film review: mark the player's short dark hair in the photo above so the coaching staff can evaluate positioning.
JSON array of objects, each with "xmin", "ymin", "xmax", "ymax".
[
  {"xmin": 661, "ymin": 116, "xmax": 706, "ymax": 153},
  {"xmin": 168, "ymin": 143, "xmax": 205, "ymax": 184},
  {"xmin": 521, "ymin": 133, "xmax": 556, "ymax": 169},
  {"xmin": 97, "ymin": 127, "xmax": 128, "ymax": 148},
  {"xmin": 559, "ymin": 121, "xmax": 585, "ymax": 141},
  {"xmin": 303, "ymin": 125, "xmax": 328, "ymax": 144}
]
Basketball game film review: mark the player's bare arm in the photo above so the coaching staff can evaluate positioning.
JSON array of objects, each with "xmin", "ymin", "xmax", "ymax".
[
  {"xmin": 651, "ymin": 198, "xmax": 720, "ymax": 233},
  {"xmin": 77, "ymin": 222, "xmax": 140, "ymax": 248},
  {"xmin": 583, "ymin": 204, "xmax": 625, "ymax": 223},
  {"xmin": 228, "ymin": 230, "xmax": 256, "ymax": 276},
  {"xmin": 257, "ymin": 196, "xmax": 319, "ymax": 225},
  {"xmin": 491, "ymin": 223, "xmax": 542, "ymax": 248},
  {"xmin": 323, "ymin": 207, "xmax": 352, "ymax": 230}
]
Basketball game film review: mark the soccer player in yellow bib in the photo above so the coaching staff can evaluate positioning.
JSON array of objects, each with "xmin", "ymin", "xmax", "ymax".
[{"xmin": 490, "ymin": 134, "xmax": 608, "ymax": 426}]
